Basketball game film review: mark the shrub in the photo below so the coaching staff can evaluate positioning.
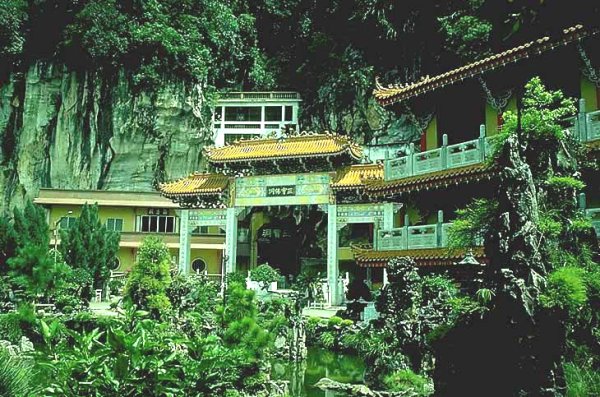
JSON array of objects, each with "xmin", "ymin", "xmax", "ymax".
[
  {"xmin": 546, "ymin": 176, "xmax": 586, "ymax": 191},
  {"xmin": 125, "ymin": 236, "xmax": 172, "ymax": 318},
  {"xmin": 327, "ymin": 316, "xmax": 343, "ymax": 328},
  {"xmin": 540, "ymin": 267, "xmax": 588, "ymax": 311},
  {"xmin": 383, "ymin": 369, "xmax": 432, "ymax": 396},
  {"xmin": 250, "ymin": 264, "xmax": 280, "ymax": 290},
  {"xmin": 564, "ymin": 362, "xmax": 600, "ymax": 397},
  {"xmin": 0, "ymin": 314, "xmax": 22, "ymax": 344}
]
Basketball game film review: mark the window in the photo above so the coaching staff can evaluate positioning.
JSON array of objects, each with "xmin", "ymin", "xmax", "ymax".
[
  {"xmin": 191, "ymin": 258, "xmax": 207, "ymax": 273},
  {"xmin": 224, "ymin": 106, "xmax": 261, "ymax": 122},
  {"xmin": 285, "ymin": 106, "xmax": 293, "ymax": 121},
  {"xmin": 59, "ymin": 217, "xmax": 77, "ymax": 229},
  {"xmin": 265, "ymin": 106, "xmax": 282, "ymax": 121},
  {"xmin": 140, "ymin": 215, "xmax": 175, "ymax": 233},
  {"xmin": 192, "ymin": 226, "xmax": 210, "ymax": 235},
  {"xmin": 106, "ymin": 218, "xmax": 123, "ymax": 232}
]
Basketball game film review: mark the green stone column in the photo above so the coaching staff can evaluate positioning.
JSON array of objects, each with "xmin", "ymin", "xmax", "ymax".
[
  {"xmin": 327, "ymin": 204, "xmax": 341, "ymax": 306},
  {"xmin": 178, "ymin": 209, "xmax": 190, "ymax": 275},
  {"xmin": 225, "ymin": 207, "xmax": 238, "ymax": 274}
]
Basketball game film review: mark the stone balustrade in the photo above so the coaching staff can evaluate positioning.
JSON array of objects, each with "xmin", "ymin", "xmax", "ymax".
[
  {"xmin": 375, "ymin": 211, "xmax": 453, "ymax": 251},
  {"xmin": 384, "ymin": 126, "xmax": 489, "ymax": 182},
  {"xmin": 384, "ymin": 99, "xmax": 600, "ymax": 183}
]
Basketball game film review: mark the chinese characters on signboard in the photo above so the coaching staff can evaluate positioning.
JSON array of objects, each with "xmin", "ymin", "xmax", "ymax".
[{"xmin": 266, "ymin": 185, "xmax": 296, "ymax": 197}]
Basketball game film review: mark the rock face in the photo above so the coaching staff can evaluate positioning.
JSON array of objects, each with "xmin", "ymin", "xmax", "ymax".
[{"xmin": 0, "ymin": 63, "xmax": 212, "ymax": 210}]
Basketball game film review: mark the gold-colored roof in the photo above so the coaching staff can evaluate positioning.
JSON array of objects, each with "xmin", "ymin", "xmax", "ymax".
[
  {"xmin": 159, "ymin": 173, "xmax": 229, "ymax": 198},
  {"xmin": 331, "ymin": 163, "xmax": 384, "ymax": 190},
  {"xmin": 374, "ymin": 25, "xmax": 594, "ymax": 106},
  {"xmin": 366, "ymin": 163, "xmax": 495, "ymax": 197},
  {"xmin": 205, "ymin": 133, "xmax": 363, "ymax": 164},
  {"xmin": 352, "ymin": 245, "xmax": 487, "ymax": 267}
]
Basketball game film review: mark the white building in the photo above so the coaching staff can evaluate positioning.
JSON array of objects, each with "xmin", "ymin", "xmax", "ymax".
[{"xmin": 213, "ymin": 92, "xmax": 301, "ymax": 146}]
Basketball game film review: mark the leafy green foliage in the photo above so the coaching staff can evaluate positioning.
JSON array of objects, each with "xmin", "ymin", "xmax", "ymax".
[
  {"xmin": 0, "ymin": 213, "xmax": 17, "ymax": 274},
  {"xmin": 546, "ymin": 176, "xmax": 586, "ymax": 192},
  {"xmin": 0, "ymin": 348, "xmax": 40, "ymax": 397},
  {"xmin": 448, "ymin": 199, "xmax": 497, "ymax": 249},
  {"xmin": 564, "ymin": 362, "xmax": 600, "ymax": 397},
  {"xmin": 125, "ymin": 236, "xmax": 172, "ymax": 318},
  {"xmin": 7, "ymin": 244, "xmax": 60, "ymax": 300},
  {"xmin": 439, "ymin": 0, "xmax": 492, "ymax": 60},
  {"xmin": 167, "ymin": 272, "xmax": 219, "ymax": 315},
  {"xmin": 250, "ymin": 263, "xmax": 281, "ymax": 289},
  {"xmin": 383, "ymin": 369, "xmax": 432, "ymax": 396},
  {"xmin": 541, "ymin": 267, "xmax": 588, "ymax": 311},
  {"xmin": 59, "ymin": 204, "xmax": 120, "ymax": 290},
  {"xmin": 0, "ymin": 0, "xmax": 27, "ymax": 62}
]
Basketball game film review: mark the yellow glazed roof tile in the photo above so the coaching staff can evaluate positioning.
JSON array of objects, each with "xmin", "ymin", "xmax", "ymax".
[
  {"xmin": 374, "ymin": 25, "xmax": 593, "ymax": 106},
  {"xmin": 159, "ymin": 173, "xmax": 229, "ymax": 198},
  {"xmin": 205, "ymin": 133, "xmax": 363, "ymax": 164},
  {"xmin": 352, "ymin": 245, "xmax": 487, "ymax": 267},
  {"xmin": 331, "ymin": 163, "xmax": 384, "ymax": 190}
]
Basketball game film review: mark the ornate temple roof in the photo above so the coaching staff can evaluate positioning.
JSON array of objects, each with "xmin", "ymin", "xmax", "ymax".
[
  {"xmin": 352, "ymin": 245, "xmax": 487, "ymax": 267},
  {"xmin": 366, "ymin": 163, "xmax": 494, "ymax": 197},
  {"xmin": 374, "ymin": 25, "xmax": 594, "ymax": 106},
  {"xmin": 205, "ymin": 133, "xmax": 363, "ymax": 164},
  {"xmin": 331, "ymin": 163, "xmax": 384, "ymax": 191},
  {"xmin": 159, "ymin": 173, "xmax": 229, "ymax": 198}
]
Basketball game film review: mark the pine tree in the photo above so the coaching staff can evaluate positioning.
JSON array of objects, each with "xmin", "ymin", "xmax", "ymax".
[
  {"xmin": 59, "ymin": 203, "xmax": 120, "ymax": 290},
  {"xmin": 0, "ymin": 213, "xmax": 17, "ymax": 274},
  {"xmin": 12, "ymin": 200, "xmax": 49, "ymax": 248},
  {"xmin": 6, "ymin": 200, "xmax": 56, "ymax": 300}
]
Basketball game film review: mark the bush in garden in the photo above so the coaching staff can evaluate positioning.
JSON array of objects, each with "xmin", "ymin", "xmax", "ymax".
[
  {"xmin": 167, "ymin": 273, "xmax": 219, "ymax": 315},
  {"xmin": 250, "ymin": 263, "xmax": 280, "ymax": 290},
  {"xmin": 383, "ymin": 369, "xmax": 432, "ymax": 396},
  {"xmin": 125, "ymin": 236, "xmax": 172, "ymax": 318},
  {"xmin": 0, "ymin": 314, "xmax": 22, "ymax": 344}
]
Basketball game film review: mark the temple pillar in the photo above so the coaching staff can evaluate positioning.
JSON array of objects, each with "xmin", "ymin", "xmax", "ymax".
[
  {"xmin": 383, "ymin": 202, "xmax": 395, "ymax": 229},
  {"xmin": 225, "ymin": 207, "xmax": 238, "ymax": 274},
  {"xmin": 178, "ymin": 209, "xmax": 191, "ymax": 275},
  {"xmin": 327, "ymin": 204, "xmax": 341, "ymax": 306}
]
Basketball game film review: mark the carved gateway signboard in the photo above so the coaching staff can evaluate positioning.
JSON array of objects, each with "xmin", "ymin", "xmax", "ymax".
[
  {"xmin": 234, "ymin": 173, "xmax": 331, "ymax": 206},
  {"xmin": 188, "ymin": 209, "xmax": 227, "ymax": 227},
  {"xmin": 336, "ymin": 203, "xmax": 385, "ymax": 224}
]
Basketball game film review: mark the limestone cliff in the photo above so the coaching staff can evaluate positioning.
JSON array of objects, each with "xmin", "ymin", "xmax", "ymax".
[{"xmin": 0, "ymin": 63, "xmax": 212, "ymax": 210}]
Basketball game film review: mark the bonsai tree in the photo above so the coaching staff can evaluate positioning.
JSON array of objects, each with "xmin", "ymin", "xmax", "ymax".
[
  {"xmin": 250, "ymin": 264, "xmax": 281, "ymax": 291},
  {"xmin": 125, "ymin": 236, "xmax": 172, "ymax": 318}
]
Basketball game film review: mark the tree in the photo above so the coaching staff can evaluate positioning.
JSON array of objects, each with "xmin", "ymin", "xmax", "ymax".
[
  {"xmin": 59, "ymin": 204, "xmax": 120, "ymax": 290},
  {"xmin": 5, "ymin": 200, "xmax": 56, "ymax": 301},
  {"xmin": 0, "ymin": 213, "xmax": 17, "ymax": 274},
  {"xmin": 7, "ymin": 245, "xmax": 59, "ymax": 301},
  {"xmin": 125, "ymin": 236, "xmax": 172, "ymax": 318},
  {"xmin": 12, "ymin": 200, "xmax": 49, "ymax": 249},
  {"xmin": 436, "ymin": 78, "xmax": 597, "ymax": 396}
]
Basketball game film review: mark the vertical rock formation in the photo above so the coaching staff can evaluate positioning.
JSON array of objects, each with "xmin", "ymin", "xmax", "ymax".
[{"xmin": 0, "ymin": 63, "xmax": 211, "ymax": 210}]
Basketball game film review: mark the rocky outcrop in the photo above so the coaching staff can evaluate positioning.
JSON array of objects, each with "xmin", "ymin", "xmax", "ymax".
[
  {"xmin": 315, "ymin": 378, "xmax": 419, "ymax": 396},
  {"xmin": 0, "ymin": 63, "xmax": 212, "ymax": 210}
]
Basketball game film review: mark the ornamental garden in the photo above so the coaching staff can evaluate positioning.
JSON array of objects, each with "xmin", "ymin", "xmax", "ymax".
[{"xmin": 1, "ymin": 16, "xmax": 600, "ymax": 397}]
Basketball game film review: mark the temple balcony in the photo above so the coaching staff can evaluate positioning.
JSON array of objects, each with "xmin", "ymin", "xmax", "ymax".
[
  {"xmin": 212, "ymin": 91, "xmax": 301, "ymax": 147},
  {"xmin": 565, "ymin": 99, "xmax": 600, "ymax": 143},
  {"xmin": 384, "ymin": 126, "xmax": 489, "ymax": 182},
  {"xmin": 375, "ymin": 210, "xmax": 454, "ymax": 251}
]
